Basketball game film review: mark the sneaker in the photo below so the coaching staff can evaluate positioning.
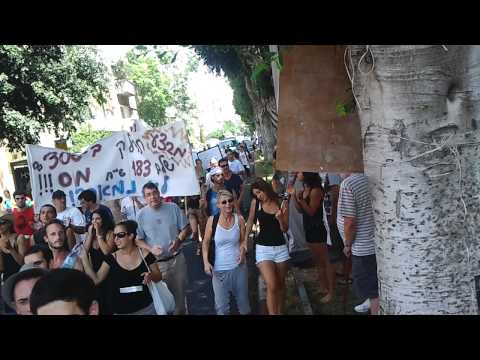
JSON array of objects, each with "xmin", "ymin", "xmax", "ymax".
[{"xmin": 354, "ymin": 299, "xmax": 370, "ymax": 313}]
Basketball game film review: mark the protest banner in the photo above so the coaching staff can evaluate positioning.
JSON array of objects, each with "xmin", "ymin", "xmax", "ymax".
[
  {"xmin": 196, "ymin": 145, "xmax": 223, "ymax": 171},
  {"xmin": 27, "ymin": 120, "xmax": 200, "ymax": 211}
]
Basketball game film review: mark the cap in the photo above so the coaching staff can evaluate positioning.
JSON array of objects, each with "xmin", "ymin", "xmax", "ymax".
[
  {"xmin": 327, "ymin": 173, "xmax": 342, "ymax": 186},
  {"xmin": 210, "ymin": 167, "xmax": 223, "ymax": 176},
  {"xmin": 1, "ymin": 263, "xmax": 48, "ymax": 307},
  {"xmin": 52, "ymin": 190, "xmax": 66, "ymax": 199}
]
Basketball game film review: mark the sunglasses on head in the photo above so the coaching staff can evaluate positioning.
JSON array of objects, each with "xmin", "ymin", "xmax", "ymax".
[
  {"xmin": 221, "ymin": 198, "xmax": 234, "ymax": 205},
  {"xmin": 114, "ymin": 232, "xmax": 128, "ymax": 238}
]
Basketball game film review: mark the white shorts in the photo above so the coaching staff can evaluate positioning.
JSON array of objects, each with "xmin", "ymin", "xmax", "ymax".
[{"xmin": 255, "ymin": 244, "xmax": 290, "ymax": 264}]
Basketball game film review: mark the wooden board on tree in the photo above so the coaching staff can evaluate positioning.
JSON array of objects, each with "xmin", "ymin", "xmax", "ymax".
[{"xmin": 276, "ymin": 45, "xmax": 364, "ymax": 173}]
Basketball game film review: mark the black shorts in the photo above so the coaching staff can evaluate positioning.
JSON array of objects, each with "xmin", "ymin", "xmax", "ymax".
[
  {"xmin": 304, "ymin": 224, "xmax": 327, "ymax": 244},
  {"xmin": 352, "ymin": 254, "xmax": 379, "ymax": 300},
  {"xmin": 327, "ymin": 224, "xmax": 345, "ymax": 263}
]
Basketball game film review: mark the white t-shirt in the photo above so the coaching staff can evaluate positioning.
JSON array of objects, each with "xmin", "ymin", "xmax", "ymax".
[
  {"xmin": 238, "ymin": 151, "xmax": 250, "ymax": 168},
  {"xmin": 228, "ymin": 159, "xmax": 244, "ymax": 174},
  {"xmin": 120, "ymin": 196, "xmax": 145, "ymax": 221},
  {"xmin": 56, "ymin": 206, "xmax": 86, "ymax": 242},
  {"xmin": 57, "ymin": 206, "xmax": 85, "ymax": 227}
]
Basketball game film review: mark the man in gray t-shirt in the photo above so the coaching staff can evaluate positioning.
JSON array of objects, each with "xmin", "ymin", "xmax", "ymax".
[{"xmin": 136, "ymin": 182, "xmax": 191, "ymax": 315}]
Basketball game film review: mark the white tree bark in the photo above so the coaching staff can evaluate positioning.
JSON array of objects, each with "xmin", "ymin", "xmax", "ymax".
[
  {"xmin": 351, "ymin": 45, "xmax": 480, "ymax": 314},
  {"xmin": 244, "ymin": 76, "xmax": 277, "ymax": 162}
]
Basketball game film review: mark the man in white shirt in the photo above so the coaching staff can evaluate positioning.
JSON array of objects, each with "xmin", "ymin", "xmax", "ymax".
[
  {"xmin": 205, "ymin": 157, "xmax": 219, "ymax": 189},
  {"xmin": 119, "ymin": 196, "xmax": 145, "ymax": 221},
  {"xmin": 237, "ymin": 143, "xmax": 251, "ymax": 178},
  {"xmin": 227, "ymin": 151, "xmax": 245, "ymax": 178},
  {"xmin": 51, "ymin": 190, "xmax": 86, "ymax": 247}
]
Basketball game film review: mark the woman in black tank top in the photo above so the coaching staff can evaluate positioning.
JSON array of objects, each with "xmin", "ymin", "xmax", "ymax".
[
  {"xmin": 292, "ymin": 172, "xmax": 333, "ymax": 304},
  {"xmin": 245, "ymin": 178, "xmax": 289, "ymax": 315},
  {"xmin": 79, "ymin": 220, "xmax": 162, "ymax": 315}
]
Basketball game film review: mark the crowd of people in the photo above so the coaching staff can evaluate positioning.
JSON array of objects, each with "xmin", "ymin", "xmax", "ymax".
[{"xmin": 0, "ymin": 143, "xmax": 379, "ymax": 316}]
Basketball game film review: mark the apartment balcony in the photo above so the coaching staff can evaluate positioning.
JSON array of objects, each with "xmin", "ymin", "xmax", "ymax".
[{"xmin": 115, "ymin": 79, "xmax": 136, "ymax": 96}]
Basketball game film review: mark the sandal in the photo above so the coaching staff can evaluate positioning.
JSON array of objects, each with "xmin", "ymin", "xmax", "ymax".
[{"xmin": 320, "ymin": 293, "xmax": 334, "ymax": 304}]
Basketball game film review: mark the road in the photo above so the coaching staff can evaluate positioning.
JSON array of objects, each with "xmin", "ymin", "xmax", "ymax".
[{"xmin": 183, "ymin": 239, "xmax": 216, "ymax": 315}]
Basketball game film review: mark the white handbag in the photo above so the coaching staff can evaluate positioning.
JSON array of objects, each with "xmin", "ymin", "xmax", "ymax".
[{"xmin": 138, "ymin": 248, "xmax": 175, "ymax": 315}]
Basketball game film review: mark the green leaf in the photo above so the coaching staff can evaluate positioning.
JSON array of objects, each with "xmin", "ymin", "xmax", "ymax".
[
  {"xmin": 250, "ymin": 62, "xmax": 269, "ymax": 82},
  {"xmin": 335, "ymin": 100, "xmax": 348, "ymax": 117},
  {"xmin": 0, "ymin": 45, "xmax": 109, "ymax": 152}
]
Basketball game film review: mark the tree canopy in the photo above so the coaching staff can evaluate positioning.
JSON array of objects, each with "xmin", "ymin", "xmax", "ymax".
[
  {"xmin": 191, "ymin": 45, "xmax": 276, "ymax": 133},
  {"xmin": 206, "ymin": 120, "xmax": 248, "ymax": 140},
  {"xmin": 191, "ymin": 46, "xmax": 280, "ymax": 161},
  {"xmin": 112, "ymin": 46, "xmax": 197, "ymax": 128},
  {"xmin": 0, "ymin": 45, "xmax": 109, "ymax": 151},
  {"xmin": 70, "ymin": 124, "xmax": 112, "ymax": 153}
]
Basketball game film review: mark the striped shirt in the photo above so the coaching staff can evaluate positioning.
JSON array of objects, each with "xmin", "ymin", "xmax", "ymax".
[{"xmin": 336, "ymin": 173, "xmax": 375, "ymax": 256}]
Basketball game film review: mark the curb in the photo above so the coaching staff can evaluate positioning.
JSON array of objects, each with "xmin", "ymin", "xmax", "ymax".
[{"xmin": 290, "ymin": 267, "xmax": 313, "ymax": 315}]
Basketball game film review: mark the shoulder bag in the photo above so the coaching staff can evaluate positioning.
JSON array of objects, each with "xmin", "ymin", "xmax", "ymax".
[{"xmin": 138, "ymin": 248, "xmax": 175, "ymax": 315}]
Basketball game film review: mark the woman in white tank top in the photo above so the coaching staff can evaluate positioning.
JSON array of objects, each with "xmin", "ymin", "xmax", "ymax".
[{"xmin": 202, "ymin": 190, "xmax": 250, "ymax": 315}]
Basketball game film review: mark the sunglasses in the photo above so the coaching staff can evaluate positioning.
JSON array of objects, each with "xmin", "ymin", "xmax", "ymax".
[
  {"xmin": 32, "ymin": 260, "xmax": 45, "ymax": 266},
  {"xmin": 114, "ymin": 232, "xmax": 128, "ymax": 238},
  {"xmin": 219, "ymin": 164, "xmax": 228, "ymax": 168},
  {"xmin": 221, "ymin": 198, "xmax": 234, "ymax": 205},
  {"xmin": 15, "ymin": 197, "xmax": 26, "ymax": 200}
]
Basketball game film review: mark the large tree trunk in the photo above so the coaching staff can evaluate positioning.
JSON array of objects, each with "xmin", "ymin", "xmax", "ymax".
[
  {"xmin": 235, "ymin": 46, "xmax": 278, "ymax": 162},
  {"xmin": 244, "ymin": 76, "xmax": 277, "ymax": 162},
  {"xmin": 351, "ymin": 45, "xmax": 480, "ymax": 314}
]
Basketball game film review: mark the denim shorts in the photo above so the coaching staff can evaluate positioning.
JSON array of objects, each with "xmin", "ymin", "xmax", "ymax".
[{"xmin": 255, "ymin": 244, "xmax": 290, "ymax": 264}]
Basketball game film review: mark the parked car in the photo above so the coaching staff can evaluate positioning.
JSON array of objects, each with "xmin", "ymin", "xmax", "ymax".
[{"xmin": 219, "ymin": 137, "xmax": 238, "ymax": 154}]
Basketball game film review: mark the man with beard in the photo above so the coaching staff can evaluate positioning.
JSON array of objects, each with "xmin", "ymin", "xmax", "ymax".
[{"xmin": 43, "ymin": 219, "xmax": 83, "ymax": 271}]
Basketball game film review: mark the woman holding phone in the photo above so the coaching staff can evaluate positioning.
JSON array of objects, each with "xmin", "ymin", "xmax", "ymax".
[
  {"xmin": 292, "ymin": 172, "xmax": 332, "ymax": 303},
  {"xmin": 245, "ymin": 178, "xmax": 289, "ymax": 315}
]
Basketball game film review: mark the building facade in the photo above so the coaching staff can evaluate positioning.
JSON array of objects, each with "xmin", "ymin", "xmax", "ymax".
[{"xmin": 0, "ymin": 79, "xmax": 138, "ymax": 196}]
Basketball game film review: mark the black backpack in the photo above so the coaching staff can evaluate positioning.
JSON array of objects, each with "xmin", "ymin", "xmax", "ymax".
[{"xmin": 208, "ymin": 213, "xmax": 221, "ymax": 265}]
